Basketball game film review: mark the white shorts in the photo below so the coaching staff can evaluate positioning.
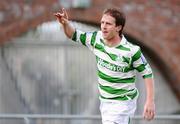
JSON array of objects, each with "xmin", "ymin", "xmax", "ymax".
[{"xmin": 100, "ymin": 99, "xmax": 137, "ymax": 124}]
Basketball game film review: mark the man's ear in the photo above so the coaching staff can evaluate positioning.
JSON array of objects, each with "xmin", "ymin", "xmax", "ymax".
[{"xmin": 116, "ymin": 25, "xmax": 122, "ymax": 32}]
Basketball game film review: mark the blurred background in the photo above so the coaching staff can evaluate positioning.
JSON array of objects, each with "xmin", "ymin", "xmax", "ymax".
[{"xmin": 0, "ymin": 0, "xmax": 179, "ymax": 124}]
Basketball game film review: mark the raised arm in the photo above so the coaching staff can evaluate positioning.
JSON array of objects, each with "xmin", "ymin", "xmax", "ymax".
[{"xmin": 54, "ymin": 8, "xmax": 75, "ymax": 38}]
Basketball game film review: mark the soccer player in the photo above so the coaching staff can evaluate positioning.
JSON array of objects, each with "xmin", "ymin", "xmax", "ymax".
[{"xmin": 54, "ymin": 7, "xmax": 155, "ymax": 124}]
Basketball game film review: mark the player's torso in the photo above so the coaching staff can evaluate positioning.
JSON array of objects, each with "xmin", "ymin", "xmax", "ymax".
[{"xmin": 93, "ymin": 34, "xmax": 134, "ymax": 75}]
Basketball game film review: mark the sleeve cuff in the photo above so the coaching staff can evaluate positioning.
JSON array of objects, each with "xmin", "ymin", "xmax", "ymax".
[
  {"xmin": 143, "ymin": 73, "xmax": 153, "ymax": 79},
  {"xmin": 71, "ymin": 30, "xmax": 77, "ymax": 41}
]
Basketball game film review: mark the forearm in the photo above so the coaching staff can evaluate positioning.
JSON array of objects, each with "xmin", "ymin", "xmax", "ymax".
[
  {"xmin": 143, "ymin": 77, "xmax": 155, "ymax": 120},
  {"xmin": 62, "ymin": 21, "xmax": 75, "ymax": 39},
  {"xmin": 144, "ymin": 78, "xmax": 155, "ymax": 102}
]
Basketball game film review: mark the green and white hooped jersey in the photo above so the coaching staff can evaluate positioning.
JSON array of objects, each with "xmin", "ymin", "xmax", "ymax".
[{"xmin": 71, "ymin": 30, "xmax": 153, "ymax": 101}]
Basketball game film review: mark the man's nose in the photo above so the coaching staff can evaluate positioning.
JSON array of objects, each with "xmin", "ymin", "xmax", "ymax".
[{"xmin": 102, "ymin": 24, "xmax": 107, "ymax": 29}]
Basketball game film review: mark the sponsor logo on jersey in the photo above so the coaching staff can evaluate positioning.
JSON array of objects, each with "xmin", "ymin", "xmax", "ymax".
[{"xmin": 97, "ymin": 58, "xmax": 126, "ymax": 72}]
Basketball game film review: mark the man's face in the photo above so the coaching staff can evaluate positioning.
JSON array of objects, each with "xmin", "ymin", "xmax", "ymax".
[{"xmin": 101, "ymin": 14, "xmax": 120, "ymax": 40}]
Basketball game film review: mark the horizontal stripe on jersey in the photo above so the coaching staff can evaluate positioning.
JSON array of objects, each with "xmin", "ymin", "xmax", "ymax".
[
  {"xmin": 98, "ymin": 78, "xmax": 135, "ymax": 90},
  {"xmin": 98, "ymin": 85, "xmax": 137, "ymax": 97},
  {"xmin": 98, "ymin": 70, "xmax": 136, "ymax": 83},
  {"xmin": 100, "ymin": 88, "xmax": 138, "ymax": 101},
  {"xmin": 135, "ymin": 64, "xmax": 147, "ymax": 72},
  {"xmin": 143, "ymin": 73, "xmax": 153, "ymax": 78},
  {"xmin": 99, "ymin": 83, "xmax": 135, "ymax": 95}
]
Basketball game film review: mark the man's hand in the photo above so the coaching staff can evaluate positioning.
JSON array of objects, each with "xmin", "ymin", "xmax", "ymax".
[
  {"xmin": 53, "ymin": 8, "xmax": 75, "ymax": 38},
  {"xmin": 54, "ymin": 8, "xmax": 69, "ymax": 25},
  {"xmin": 143, "ymin": 100, "xmax": 155, "ymax": 121}
]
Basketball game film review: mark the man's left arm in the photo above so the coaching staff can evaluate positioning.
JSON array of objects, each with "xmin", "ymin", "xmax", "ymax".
[{"xmin": 132, "ymin": 46, "xmax": 155, "ymax": 121}]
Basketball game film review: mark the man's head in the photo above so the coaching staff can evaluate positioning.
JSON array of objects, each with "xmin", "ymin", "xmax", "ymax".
[{"xmin": 101, "ymin": 8, "xmax": 126, "ymax": 40}]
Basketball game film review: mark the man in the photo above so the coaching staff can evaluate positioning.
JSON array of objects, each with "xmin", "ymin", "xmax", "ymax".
[{"xmin": 54, "ymin": 7, "xmax": 155, "ymax": 124}]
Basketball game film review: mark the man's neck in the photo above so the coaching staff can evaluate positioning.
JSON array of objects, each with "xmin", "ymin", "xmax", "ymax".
[{"xmin": 104, "ymin": 35, "xmax": 122, "ymax": 47}]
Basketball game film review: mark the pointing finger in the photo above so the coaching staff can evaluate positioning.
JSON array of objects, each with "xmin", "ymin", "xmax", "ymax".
[{"xmin": 62, "ymin": 8, "xmax": 68, "ymax": 20}]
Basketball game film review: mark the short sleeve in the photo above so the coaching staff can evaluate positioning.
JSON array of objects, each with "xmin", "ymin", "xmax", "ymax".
[{"xmin": 132, "ymin": 47, "xmax": 153, "ymax": 79}]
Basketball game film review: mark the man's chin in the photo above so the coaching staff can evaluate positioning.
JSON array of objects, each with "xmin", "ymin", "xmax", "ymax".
[{"xmin": 102, "ymin": 35, "xmax": 108, "ymax": 40}]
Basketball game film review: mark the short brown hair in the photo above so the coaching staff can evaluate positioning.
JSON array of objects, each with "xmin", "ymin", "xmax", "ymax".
[{"xmin": 103, "ymin": 8, "xmax": 126, "ymax": 36}]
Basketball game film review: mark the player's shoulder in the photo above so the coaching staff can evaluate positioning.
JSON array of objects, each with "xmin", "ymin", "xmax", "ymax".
[{"xmin": 122, "ymin": 36, "xmax": 140, "ymax": 53}]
